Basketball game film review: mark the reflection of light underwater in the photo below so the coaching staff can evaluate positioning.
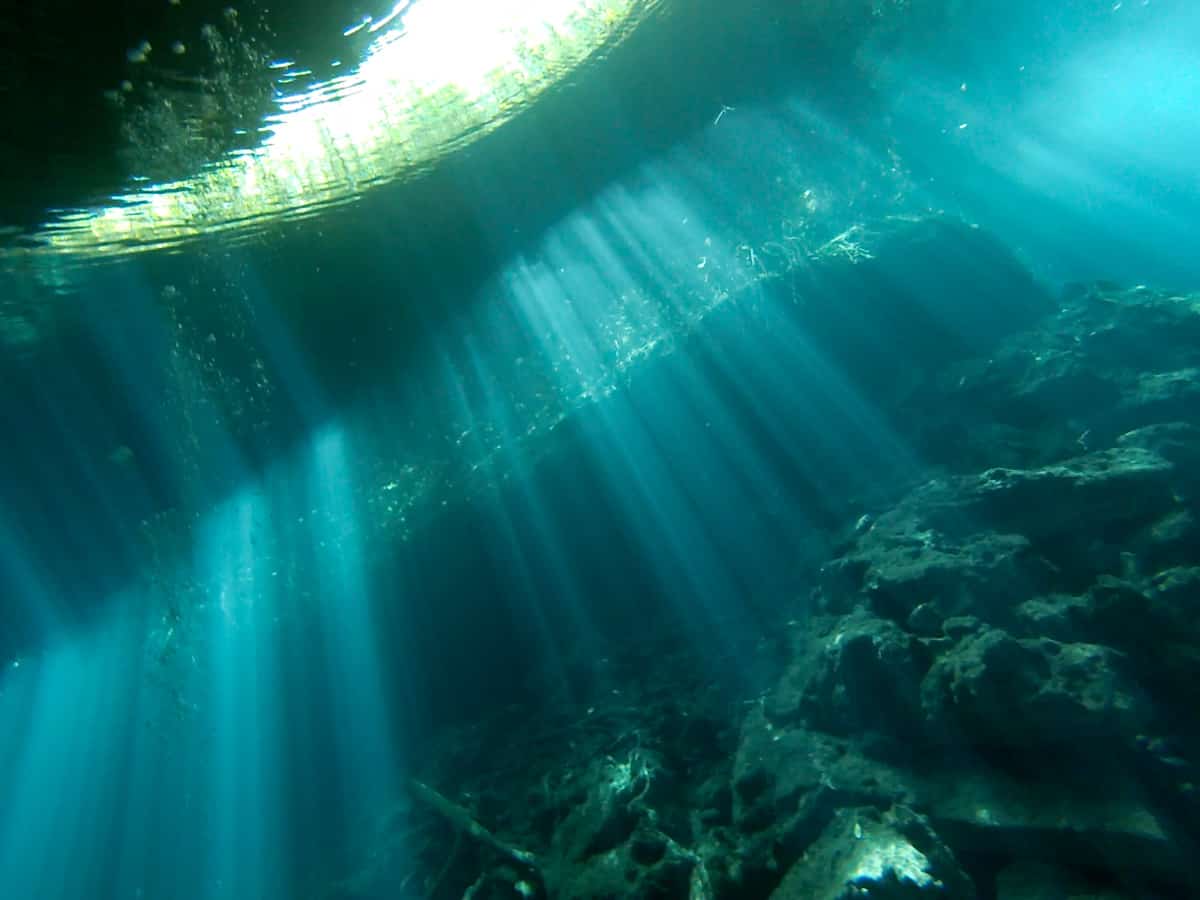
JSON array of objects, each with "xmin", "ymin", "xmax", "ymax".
[
  {"xmin": 13, "ymin": 0, "xmax": 666, "ymax": 269},
  {"xmin": 0, "ymin": 6, "xmax": 1105, "ymax": 899}
]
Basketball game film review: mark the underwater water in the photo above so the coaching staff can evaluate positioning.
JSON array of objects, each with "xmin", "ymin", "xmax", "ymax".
[{"xmin": 1, "ymin": 1, "xmax": 1199, "ymax": 898}]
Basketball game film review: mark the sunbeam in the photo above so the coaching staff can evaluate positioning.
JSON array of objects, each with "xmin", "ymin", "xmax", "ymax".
[{"xmin": 2, "ymin": 0, "xmax": 1199, "ymax": 897}]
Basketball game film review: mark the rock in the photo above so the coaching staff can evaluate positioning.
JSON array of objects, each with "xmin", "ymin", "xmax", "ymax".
[
  {"xmin": 552, "ymin": 759, "xmax": 647, "ymax": 863},
  {"xmin": 820, "ymin": 441, "xmax": 1188, "ymax": 628},
  {"xmin": 994, "ymin": 860, "xmax": 1133, "ymax": 900},
  {"xmin": 732, "ymin": 707, "xmax": 843, "ymax": 838},
  {"xmin": 909, "ymin": 285, "xmax": 1200, "ymax": 470},
  {"xmin": 915, "ymin": 764, "xmax": 1192, "ymax": 894},
  {"xmin": 960, "ymin": 448, "xmax": 1177, "ymax": 544},
  {"xmin": 1117, "ymin": 422, "xmax": 1200, "ymax": 471},
  {"xmin": 765, "ymin": 609, "xmax": 928, "ymax": 746},
  {"xmin": 1016, "ymin": 571, "xmax": 1200, "ymax": 717},
  {"xmin": 907, "ymin": 602, "xmax": 943, "ymax": 637},
  {"xmin": 1014, "ymin": 592, "xmax": 1090, "ymax": 640},
  {"xmin": 325, "ymin": 271, "xmax": 1200, "ymax": 900},
  {"xmin": 730, "ymin": 716, "xmax": 1195, "ymax": 896},
  {"xmin": 1117, "ymin": 423, "xmax": 1200, "ymax": 510},
  {"xmin": 548, "ymin": 843, "xmax": 693, "ymax": 900},
  {"xmin": 768, "ymin": 805, "xmax": 975, "ymax": 899},
  {"xmin": 539, "ymin": 745, "xmax": 711, "ymax": 899},
  {"xmin": 818, "ymin": 498, "xmax": 1042, "ymax": 624},
  {"xmin": 1125, "ymin": 368, "xmax": 1200, "ymax": 426},
  {"xmin": 920, "ymin": 627, "xmax": 1147, "ymax": 749},
  {"xmin": 942, "ymin": 616, "xmax": 982, "ymax": 639}
]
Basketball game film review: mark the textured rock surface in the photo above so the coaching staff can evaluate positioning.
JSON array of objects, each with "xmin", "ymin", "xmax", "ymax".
[{"xmin": 769, "ymin": 806, "xmax": 975, "ymax": 899}]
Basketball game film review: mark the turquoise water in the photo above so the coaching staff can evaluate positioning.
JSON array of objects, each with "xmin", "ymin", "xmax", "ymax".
[{"xmin": 1, "ymin": 2, "xmax": 1198, "ymax": 898}]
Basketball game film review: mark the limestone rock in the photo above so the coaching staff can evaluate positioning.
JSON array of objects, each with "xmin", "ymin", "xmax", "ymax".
[
  {"xmin": 921, "ymin": 626, "xmax": 1147, "ymax": 748},
  {"xmin": 768, "ymin": 806, "xmax": 974, "ymax": 900}
]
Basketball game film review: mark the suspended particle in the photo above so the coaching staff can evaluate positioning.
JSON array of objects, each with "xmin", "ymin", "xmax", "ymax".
[{"xmin": 127, "ymin": 40, "xmax": 152, "ymax": 63}]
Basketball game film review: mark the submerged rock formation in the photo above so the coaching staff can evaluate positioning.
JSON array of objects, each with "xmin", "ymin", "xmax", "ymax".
[{"xmin": 332, "ymin": 242, "xmax": 1200, "ymax": 898}]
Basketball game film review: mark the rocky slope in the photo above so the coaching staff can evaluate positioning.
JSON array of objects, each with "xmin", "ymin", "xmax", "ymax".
[{"xmin": 332, "ymin": 267, "xmax": 1200, "ymax": 898}]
